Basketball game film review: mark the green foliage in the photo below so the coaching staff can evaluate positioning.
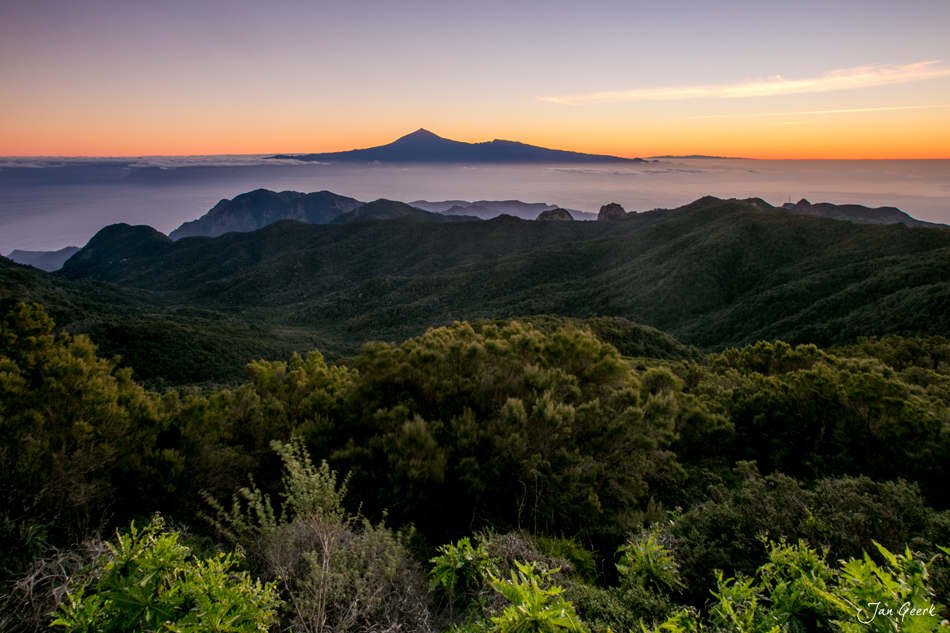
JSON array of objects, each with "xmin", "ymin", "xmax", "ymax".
[
  {"xmin": 670, "ymin": 340, "xmax": 950, "ymax": 508},
  {"xmin": 566, "ymin": 582, "xmax": 673, "ymax": 633},
  {"xmin": 203, "ymin": 437, "xmax": 348, "ymax": 544},
  {"xmin": 51, "ymin": 516, "xmax": 280, "ymax": 633},
  {"xmin": 835, "ymin": 542, "xmax": 943, "ymax": 632},
  {"xmin": 430, "ymin": 537, "xmax": 498, "ymax": 602},
  {"xmin": 664, "ymin": 474, "xmax": 950, "ymax": 607},
  {"xmin": 206, "ymin": 438, "xmax": 429, "ymax": 633},
  {"xmin": 535, "ymin": 536, "xmax": 598, "ymax": 583},
  {"xmin": 471, "ymin": 316, "xmax": 703, "ymax": 363},
  {"xmin": 327, "ymin": 320, "xmax": 677, "ymax": 537},
  {"xmin": 0, "ymin": 303, "xmax": 172, "ymax": 578},
  {"xmin": 489, "ymin": 561, "xmax": 587, "ymax": 633},
  {"xmin": 617, "ymin": 526, "xmax": 686, "ymax": 593},
  {"xmin": 4, "ymin": 292, "xmax": 950, "ymax": 633},
  {"xmin": 645, "ymin": 540, "xmax": 946, "ymax": 633},
  {"xmin": 430, "ymin": 531, "xmax": 581, "ymax": 628}
]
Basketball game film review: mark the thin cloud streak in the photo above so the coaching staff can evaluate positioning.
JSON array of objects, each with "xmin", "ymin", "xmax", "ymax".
[
  {"xmin": 539, "ymin": 62, "xmax": 950, "ymax": 105},
  {"xmin": 694, "ymin": 105, "xmax": 945, "ymax": 119}
]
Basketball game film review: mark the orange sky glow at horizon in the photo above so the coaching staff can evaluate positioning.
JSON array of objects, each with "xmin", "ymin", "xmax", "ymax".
[
  {"xmin": 1, "ymin": 0, "xmax": 948, "ymax": 161},
  {"xmin": 3, "ymin": 115, "xmax": 949, "ymax": 160}
]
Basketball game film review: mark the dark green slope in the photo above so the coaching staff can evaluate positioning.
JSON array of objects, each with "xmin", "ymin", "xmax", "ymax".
[
  {"xmin": 32, "ymin": 196, "xmax": 950, "ymax": 381},
  {"xmin": 244, "ymin": 199, "xmax": 950, "ymax": 348},
  {"xmin": 0, "ymin": 257, "xmax": 334, "ymax": 385},
  {"xmin": 60, "ymin": 215, "xmax": 622, "ymax": 301},
  {"xmin": 329, "ymin": 198, "xmax": 480, "ymax": 224}
]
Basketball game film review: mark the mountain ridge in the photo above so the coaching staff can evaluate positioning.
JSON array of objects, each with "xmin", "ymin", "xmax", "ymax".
[
  {"xmin": 6, "ymin": 246, "xmax": 80, "ymax": 272},
  {"xmin": 329, "ymin": 199, "xmax": 481, "ymax": 224},
  {"xmin": 412, "ymin": 199, "xmax": 596, "ymax": 220},
  {"xmin": 780, "ymin": 198, "xmax": 945, "ymax": 228},
  {"xmin": 272, "ymin": 128, "xmax": 646, "ymax": 164},
  {"xmin": 57, "ymin": 197, "xmax": 950, "ymax": 357},
  {"xmin": 2, "ymin": 194, "xmax": 946, "ymax": 383},
  {"xmin": 169, "ymin": 189, "xmax": 362, "ymax": 240}
]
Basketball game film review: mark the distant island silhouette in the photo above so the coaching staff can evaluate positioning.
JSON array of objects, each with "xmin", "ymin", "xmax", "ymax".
[{"xmin": 271, "ymin": 129, "xmax": 646, "ymax": 164}]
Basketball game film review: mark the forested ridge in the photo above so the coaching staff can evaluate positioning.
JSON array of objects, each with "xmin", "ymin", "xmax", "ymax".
[
  {"xmin": 3, "ymin": 196, "xmax": 950, "ymax": 388},
  {"xmin": 1, "ymin": 302, "xmax": 949, "ymax": 632}
]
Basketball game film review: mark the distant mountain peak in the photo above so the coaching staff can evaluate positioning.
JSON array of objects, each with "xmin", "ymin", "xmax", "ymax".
[
  {"xmin": 400, "ymin": 128, "xmax": 442, "ymax": 140},
  {"xmin": 274, "ymin": 130, "xmax": 643, "ymax": 164}
]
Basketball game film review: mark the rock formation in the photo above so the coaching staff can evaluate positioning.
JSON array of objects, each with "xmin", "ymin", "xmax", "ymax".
[
  {"xmin": 597, "ymin": 203, "xmax": 627, "ymax": 221},
  {"xmin": 536, "ymin": 208, "xmax": 575, "ymax": 221}
]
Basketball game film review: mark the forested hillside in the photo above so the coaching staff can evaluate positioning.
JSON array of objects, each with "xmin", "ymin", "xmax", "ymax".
[
  {"xmin": 3, "ymin": 193, "xmax": 950, "ymax": 631},
  {"xmin": 15, "ymin": 196, "xmax": 949, "ymax": 384}
]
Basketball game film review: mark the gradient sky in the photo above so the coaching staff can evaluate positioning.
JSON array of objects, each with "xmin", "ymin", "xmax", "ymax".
[{"xmin": 1, "ymin": 0, "xmax": 948, "ymax": 159}]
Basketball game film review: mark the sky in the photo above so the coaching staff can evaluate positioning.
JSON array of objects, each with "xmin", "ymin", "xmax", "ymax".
[{"xmin": 1, "ymin": 0, "xmax": 949, "ymax": 159}]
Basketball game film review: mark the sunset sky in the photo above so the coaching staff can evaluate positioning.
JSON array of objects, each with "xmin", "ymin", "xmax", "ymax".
[{"xmin": 1, "ymin": 0, "xmax": 948, "ymax": 159}]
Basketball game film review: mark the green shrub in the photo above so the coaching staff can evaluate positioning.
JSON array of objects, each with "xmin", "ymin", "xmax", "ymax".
[
  {"xmin": 206, "ymin": 438, "xmax": 430, "ymax": 633},
  {"xmin": 617, "ymin": 526, "xmax": 685, "ymax": 593},
  {"xmin": 489, "ymin": 561, "xmax": 586, "ymax": 633},
  {"xmin": 644, "ymin": 540, "xmax": 947, "ymax": 632},
  {"xmin": 566, "ymin": 582, "xmax": 672, "ymax": 633},
  {"xmin": 51, "ymin": 516, "xmax": 279, "ymax": 633},
  {"xmin": 535, "ymin": 536, "xmax": 598, "ymax": 583},
  {"xmin": 431, "ymin": 536, "xmax": 498, "ymax": 612}
]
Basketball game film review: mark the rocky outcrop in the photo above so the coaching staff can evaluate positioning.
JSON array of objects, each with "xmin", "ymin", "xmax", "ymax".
[
  {"xmin": 536, "ymin": 208, "xmax": 575, "ymax": 221},
  {"xmin": 597, "ymin": 203, "xmax": 627, "ymax": 221},
  {"xmin": 169, "ymin": 189, "xmax": 362, "ymax": 240}
]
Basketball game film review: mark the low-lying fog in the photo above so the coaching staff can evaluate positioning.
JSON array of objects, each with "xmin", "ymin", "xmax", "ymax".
[{"xmin": 1, "ymin": 157, "xmax": 947, "ymax": 253}]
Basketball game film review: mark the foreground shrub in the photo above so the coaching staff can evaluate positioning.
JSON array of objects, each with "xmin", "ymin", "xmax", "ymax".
[
  {"xmin": 430, "ymin": 531, "xmax": 573, "ymax": 628},
  {"xmin": 645, "ymin": 540, "xmax": 947, "ymax": 632},
  {"xmin": 617, "ymin": 525, "xmax": 686, "ymax": 594},
  {"xmin": 489, "ymin": 561, "xmax": 586, "ymax": 633},
  {"xmin": 566, "ymin": 582, "xmax": 672, "ymax": 633},
  {"xmin": 668, "ymin": 474, "xmax": 950, "ymax": 606},
  {"xmin": 52, "ymin": 516, "xmax": 279, "ymax": 633},
  {"xmin": 207, "ymin": 438, "xmax": 431, "ymax": 633}
]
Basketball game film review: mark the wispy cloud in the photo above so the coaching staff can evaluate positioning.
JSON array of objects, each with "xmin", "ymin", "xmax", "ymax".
[
  {"xmin": 694, "ymin": 105, "xmax": 944, "ymax": 119},
  {"xmin": 539, "ymin": 61, "xmax": 950, "ymax": 105}
]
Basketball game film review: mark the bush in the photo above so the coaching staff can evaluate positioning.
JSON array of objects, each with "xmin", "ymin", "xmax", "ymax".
[
  {"xmin": 566, "ymin": 582, "xmax": 672, "ymax": 633},
  {"xmin": 645, "ymin": 540, "xmax": 947, "ymax": 632},
  {"xmin": 667, "ymin": 474, "xmax": 950, "ymax": 607},
  {"xmin": 489, "ymin": 561, "xmax": 586, "ymax": 633},
  {"xmin": 617, "ymin": 526, "xmax": 685, "ymax": 593},
  {"xmin": 207, "ymin": 438, "xmax": 431, "ymax": 633},
  {"xmin": 51, "ymin": 516, "xmax": 279, "ymax": 633}
]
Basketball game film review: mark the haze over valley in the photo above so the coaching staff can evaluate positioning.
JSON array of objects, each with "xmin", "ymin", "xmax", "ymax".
[{"xmin": 2, "ymin": 148, "xmax": 948, "ymax": 254}]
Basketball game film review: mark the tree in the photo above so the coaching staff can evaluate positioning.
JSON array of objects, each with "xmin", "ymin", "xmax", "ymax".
[{"xmin": 0, "ymin": 304, "xmax": 171, "ymax": 579}]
